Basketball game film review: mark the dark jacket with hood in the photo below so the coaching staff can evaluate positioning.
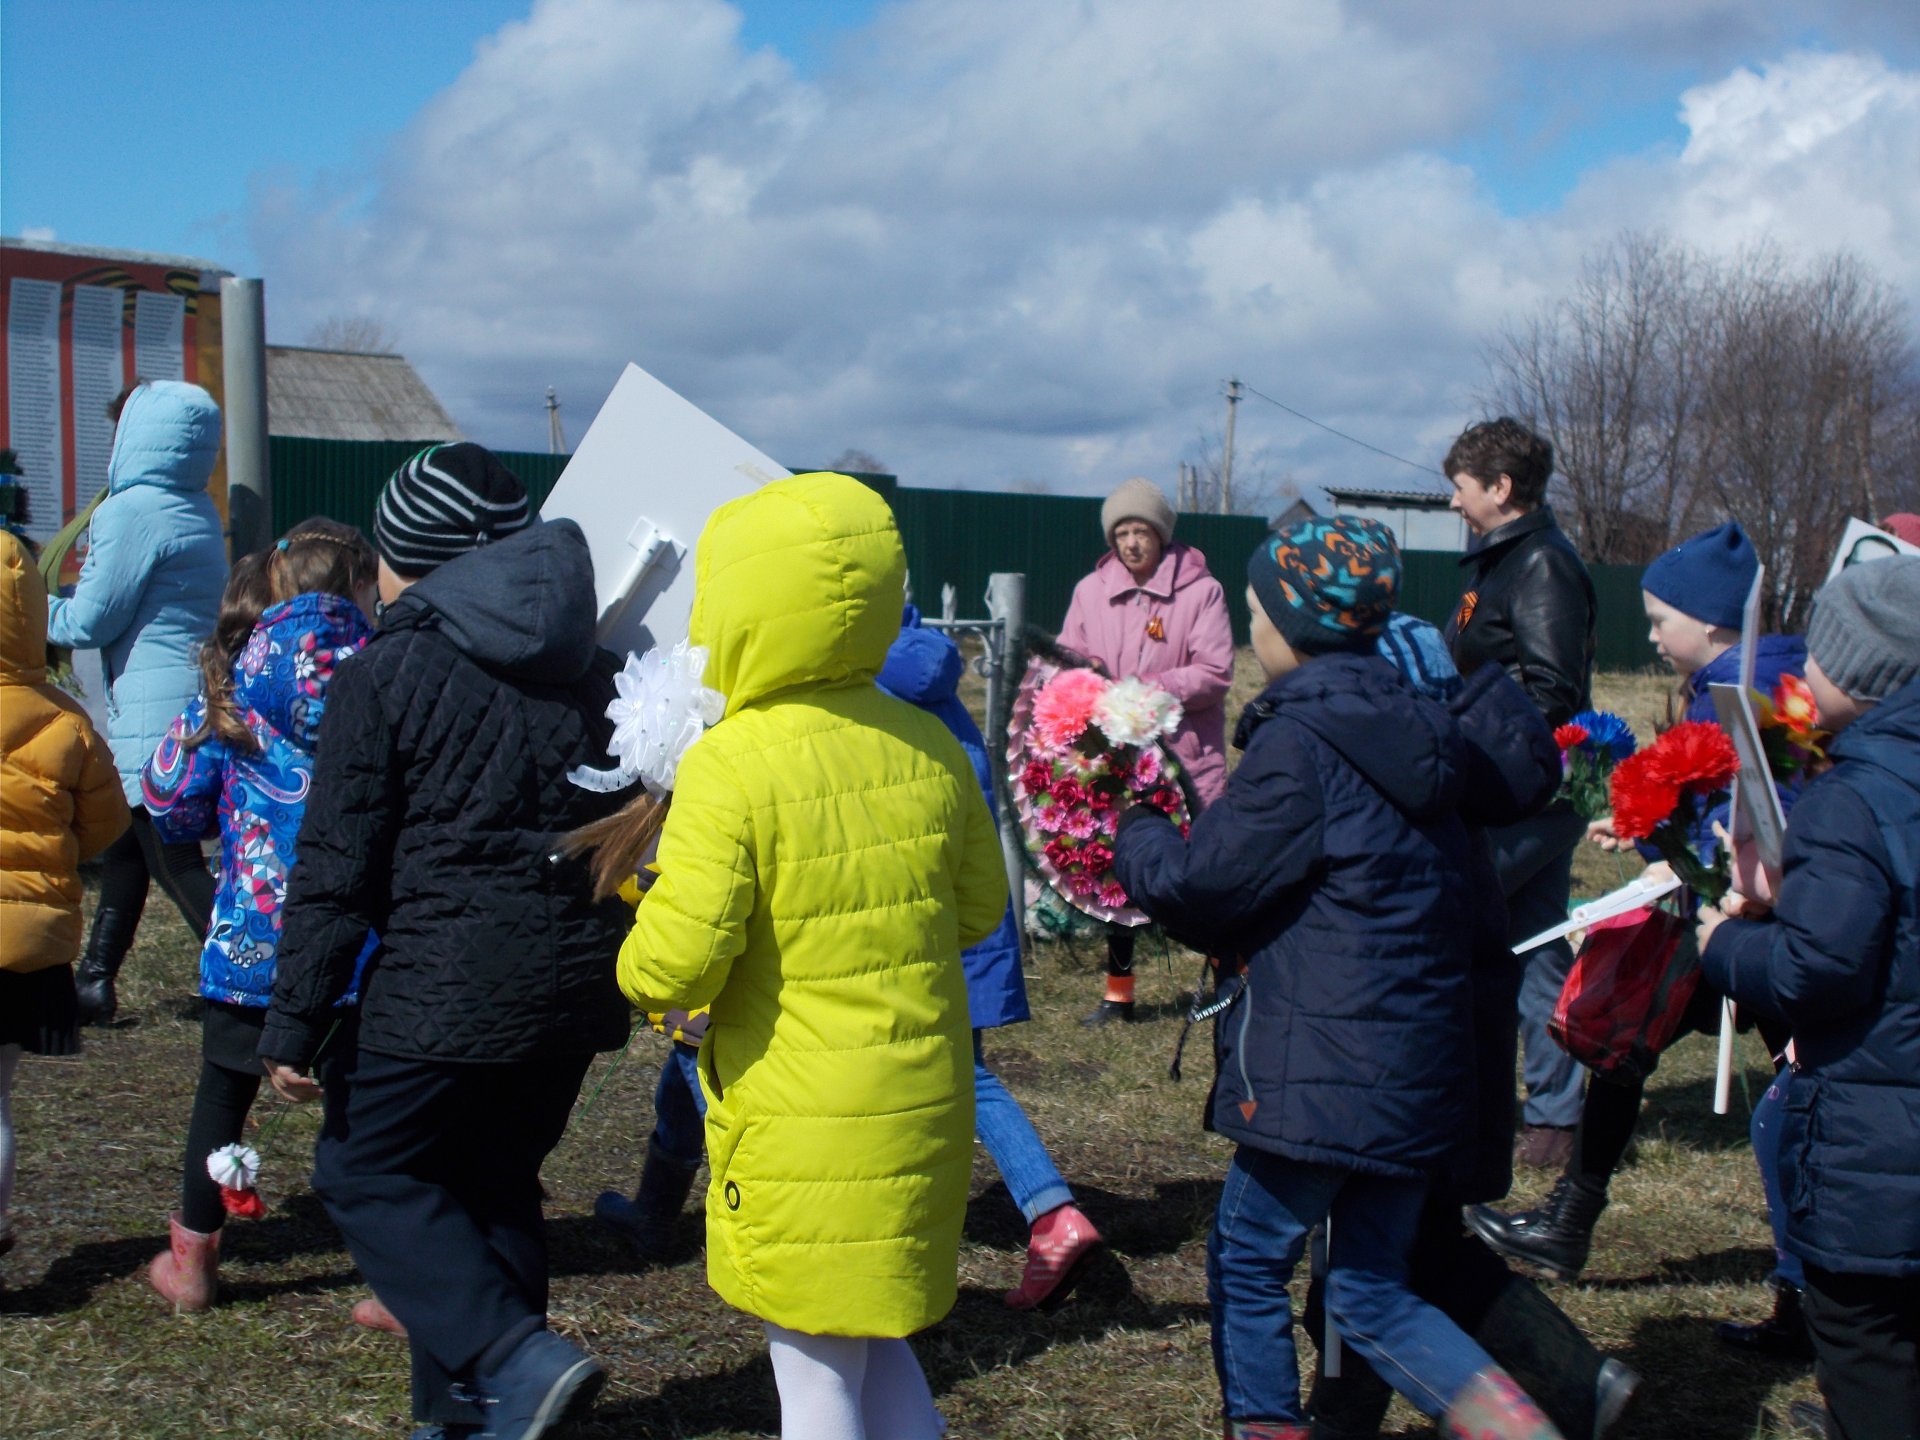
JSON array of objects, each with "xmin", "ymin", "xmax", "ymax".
[
  {"xmin": 261, "ymin": 520, "xmax": 633, "ymax": 1068},
  {"xmin": 1702, "ymin": 675, "xmax": 1920, "ymax": 1279},
  {"xmin": 1112, "ymin": 652, "xmax": 1480, "ymax": 1177},
  {"xmin": 876, "ymin": 614, "xmax": 1027, "ymax": 1030},
  {"xmin": 1447, "ymin": 507, "xmax": 1596, "ymax": 727}
]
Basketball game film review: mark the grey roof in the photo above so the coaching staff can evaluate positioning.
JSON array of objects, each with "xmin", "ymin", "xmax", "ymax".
[
  {"xmin": 266, "ymin": 346, "xmax": 462, "ymax": 442},
  {"xmin": 1325, "ymin": 483, "xmax": 1452, "ymax": 507},
  {"xmin": 2, "ymin": 236, "xmax": 232, "ymax": 280}
]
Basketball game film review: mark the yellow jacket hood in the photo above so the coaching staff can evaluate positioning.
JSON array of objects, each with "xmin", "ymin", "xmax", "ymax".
[
  {"xmin": 0, "ymin": 531, "xmax": 49, "ymax": 685},
  {"xmin": 692, "ymin": 473, "xmax": 905, "ymax": 715}
]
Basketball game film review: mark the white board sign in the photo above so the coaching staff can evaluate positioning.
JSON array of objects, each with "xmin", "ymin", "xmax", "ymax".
[
  {"xmin": 1827, "ymin": 517, "xmax": 1920, "ymax": 582},
  {"xmin": 537, "ymin": 362, "xmax": 790, "ymax": 657}
]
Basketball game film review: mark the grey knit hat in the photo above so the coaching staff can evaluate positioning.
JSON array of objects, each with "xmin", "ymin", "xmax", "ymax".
[
  {"xmin": 374, "ymin": 442, "xmax": 531, "ymax": 577},
  {"xmin": 1101, "ymin": 477, "xmax": 1176, "ymax": 545},
  {"xmin": 1807, "ymin": 555, "xmax": 1920, "ymax": 702}
]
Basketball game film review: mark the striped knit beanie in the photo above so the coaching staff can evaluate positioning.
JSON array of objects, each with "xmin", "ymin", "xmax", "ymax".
[{"xmin": 373, "ymin": 443, "xmax": 531, "ymax": 576}]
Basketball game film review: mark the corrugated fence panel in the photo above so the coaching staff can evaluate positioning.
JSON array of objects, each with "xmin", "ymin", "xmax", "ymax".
[{"xmin": 265, "ymin": 442, "xmax": 1659, "ymax": 670}]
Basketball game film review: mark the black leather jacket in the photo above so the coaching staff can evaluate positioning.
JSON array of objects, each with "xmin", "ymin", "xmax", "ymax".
[{"xmin": 1445, "ymin": 508, "xmax": 1596, "ymax": 727}]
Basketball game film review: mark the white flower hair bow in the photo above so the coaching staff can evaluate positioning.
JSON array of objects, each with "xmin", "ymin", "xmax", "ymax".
[{"xmin": 568, "ymin": 640, "xmax": 727, "ymax": 797}]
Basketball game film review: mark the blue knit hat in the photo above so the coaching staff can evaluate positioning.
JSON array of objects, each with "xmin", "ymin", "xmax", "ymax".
[
  {"xmin": 1248, "ymin": 517, "xmax": 1400, "ymax": 655},
  {"xmin": 1641, "ymin": 522, "xmax": 1756, "ymax": 630}
]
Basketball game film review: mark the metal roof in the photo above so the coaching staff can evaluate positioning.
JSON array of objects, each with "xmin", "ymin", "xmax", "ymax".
[
  {"xmin": 2, "ymin": 236, "xmax": 232, "ymax": 279},
  {"xmin": 266, "ymin": 346, "xmax": 462, "ymax": 443},
  {"xmin": 1325, "ymin": 484, "xmax": 1453, "ymax": 507}
]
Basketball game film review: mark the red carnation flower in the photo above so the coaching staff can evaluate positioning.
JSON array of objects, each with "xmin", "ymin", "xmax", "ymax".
[
  {"xmin": 1553, "ymin": 723, "xmax": 1591, "ymax": 752},
  {"xmin": 1644, "ymin": 720, "xmax": 1739, "ymax": 796},
  {"xmin": 1608, "ymin": 749, "xmax": 1682, "ymax": 841}
]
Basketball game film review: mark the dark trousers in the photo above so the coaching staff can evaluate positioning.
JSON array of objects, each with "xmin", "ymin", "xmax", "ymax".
[
  {"xmin": 180, "ymin": 1061, "xmax": 262, "ymax": 1233},
  {"xmin": 1488, "ymin": 809, "xmax": 1586, "ymax": 1129},
  {"xmin": 311, "ymin": 1048, "xmax": 593, "ymax": 1424},
  {"xmin": 96, "ymin": 807, "xmax": 217, "ymax": 939},
  {"xmin": 1801, "ymin": 1265, "xmax": 1920, "ymax": 1440}
]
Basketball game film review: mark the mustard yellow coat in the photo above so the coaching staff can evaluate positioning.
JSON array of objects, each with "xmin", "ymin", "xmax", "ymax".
[
  {"xmin": 617, "ymin": 473, "xmax": 1008, "ymax": 1336},
  {"xmin": 1, "ymin": 533, "xmax": 131, "ymax": 972}
]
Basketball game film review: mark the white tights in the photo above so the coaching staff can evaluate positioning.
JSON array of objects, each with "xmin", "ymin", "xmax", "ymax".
[
  {"xmin": 0, "ymin": 1044, "xmax": 20, "ymax": 1231},
  {"xmin": 763, "ymin": 1322, "xmax": 945, "ymax": 1440}
]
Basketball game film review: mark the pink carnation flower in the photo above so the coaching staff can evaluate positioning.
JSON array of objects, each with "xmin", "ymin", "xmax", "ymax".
[
  {"xmin": 1032, "ymin": 669, "xmax": 1108, "ymax": 753},
  {"xmin": 1034, "ymin": 804, "xmax": 1067, "ymax": 834},
  {"xmin": 1064, "ymin": 809, "xmax": 1098, "ymax": 839},
  {"xmin": 1130, "ymin": 747, "xmax": 1162, "ymax": 786},
  {"xmin": 1098, "ymin": 881, "xmax": 1130, "ymax": 910}
]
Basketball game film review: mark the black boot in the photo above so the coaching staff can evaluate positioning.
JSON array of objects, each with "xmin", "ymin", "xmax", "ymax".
[
  {"xmin": 1463, "ymin": 1173, "xmax": 1608, "ymax": 1281},
  {"xmin": 74, "ymin": 904, "xmax": 141, "ymax": 1027},
  {"xmin": 1714, "ymin": 1278, "xmax": 1816, "ymax": 1361},
  {"xmin": 593, "ymin": 1139, "xmax": 700, "ymax": 1262},
  {"xmin": 1080, "ymin": 999, "xmax": 1135, "ymax": 1026},
  {"xmin": 1474, "ymin": 1275, "xmax": 1640, "ymax": 1439},
  {"xmin": 1306, "ymin": 1361, "xmax": 1391, "ymax": 1439}
]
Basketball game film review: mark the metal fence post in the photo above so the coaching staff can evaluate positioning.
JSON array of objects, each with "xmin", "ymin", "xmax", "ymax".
[
  {"xmin": 219, "ymin": 277, "xmax": 273, "ymax": 557},
  {"xmin": 985, "ymin": 572, "xmax": 1027, "ymax": 950}
]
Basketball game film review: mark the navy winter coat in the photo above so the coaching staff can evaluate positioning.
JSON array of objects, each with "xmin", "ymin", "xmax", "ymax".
[
  {"xmin": 1679, "ymin": 634, "xmax": 1807, "ymax": 726},
  {"xmin": 1113, "ymin": 653, "xmax": 1480, "ymax": 1178},
  {"xmin": 1702, "ymin": 675, "xmax": 1920, "ymax": 1279},
  {"xmin": 877, "ymin": 619, "xmax": 1027, "ymax": 1030}
]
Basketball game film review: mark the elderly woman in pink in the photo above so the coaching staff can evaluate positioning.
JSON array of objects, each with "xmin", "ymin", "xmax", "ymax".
[{"xmin": 1059, "ymin": 477, "xmax": 1234, "ymax": 1023}]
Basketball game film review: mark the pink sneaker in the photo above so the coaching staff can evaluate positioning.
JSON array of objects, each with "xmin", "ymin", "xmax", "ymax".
[{"xmin": 1004, "ymin": 1202, "xmax": 1104, "ymax": 1312}]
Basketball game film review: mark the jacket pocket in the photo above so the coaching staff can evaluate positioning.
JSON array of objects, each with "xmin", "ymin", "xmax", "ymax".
[{"xmin": 1781, "ymin": 1074, "xmax": 1819, "ymax": 1221}]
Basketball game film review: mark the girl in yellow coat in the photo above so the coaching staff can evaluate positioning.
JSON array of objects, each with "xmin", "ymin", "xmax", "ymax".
[
  {"xmin": 0, "ymin": 531, "xmax": 130, "ymax": 1260},
  {"xmin": 615, "ymin": 473, "xmax": 1007, "ymax": 1439}
]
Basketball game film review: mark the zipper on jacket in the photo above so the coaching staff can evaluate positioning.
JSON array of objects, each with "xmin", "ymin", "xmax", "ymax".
[{"xmin": 1233, "ymin": 976, "xmax": 1257, "ymax": 1109}]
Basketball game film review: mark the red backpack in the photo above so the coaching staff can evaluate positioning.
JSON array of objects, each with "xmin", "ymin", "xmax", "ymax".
[{"xmin": 1551, "ymin": 907, "xmax": 1698, "ymax": 1079}]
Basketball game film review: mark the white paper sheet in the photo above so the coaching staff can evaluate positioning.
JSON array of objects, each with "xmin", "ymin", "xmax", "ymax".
[
  {"xmin": 1827, "ymin": 517, "xmax": 1920, "ymax": 582},
  {"xmin": 1512, "ymin": 869, "xmax": 1684, "ymax": 954},
  {"xmin": 71, "ymin": 285, "xmax": 125, "ymax": 512},
  {"xmin": 6, "ymin": 278, "xmax": 63, "ymax": 542},
  {"xmin": 132, "ymin": 289, "xmax": 185, "ymax": 382}
]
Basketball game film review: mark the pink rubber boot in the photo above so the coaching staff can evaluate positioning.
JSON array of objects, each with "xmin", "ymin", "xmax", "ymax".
[
  {"xmin": 1004, "ymin": 1202, "xmax": 1104, "ymax": 1311},
  {"xmin": 148, "ymin": 1213, "xmax": 220, "ymax": 1313}
]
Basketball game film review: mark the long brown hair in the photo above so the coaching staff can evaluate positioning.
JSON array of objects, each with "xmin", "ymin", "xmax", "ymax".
[
  {"xmin": 187, "ymin": 518, "xmax": 378, "ymax": 752},
  {"xmin": 559, "ymin": 791, "xmax": 671, "ymax": 902}
]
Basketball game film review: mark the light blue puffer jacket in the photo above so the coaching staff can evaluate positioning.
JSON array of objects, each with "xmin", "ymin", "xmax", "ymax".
[{"xmin": 46, "ymin": 381, "xmax": 229, "ymax": 804}]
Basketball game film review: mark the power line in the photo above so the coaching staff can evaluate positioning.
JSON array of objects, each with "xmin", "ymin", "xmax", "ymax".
[{"xmin": 1238, "ymin": 382, "xmax": 1439, "ymax": 480}]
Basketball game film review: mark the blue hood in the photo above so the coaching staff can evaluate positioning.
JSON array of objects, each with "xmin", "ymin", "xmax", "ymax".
[
  {"xmin": 876, "ymin": 624, "xmax": 963, "ymax": 708},
  {"xmin": 107, "ymin": 381, "xmax": 222, "ymax": 496},
  {"xmin": 235, "ymin": 592, "xmax": 374, "ymax": 753},
  {"xmin": 1686, "ymin": 633, "xmax": 1808, "ymax": 720},
  {"xmin": 1830, "ymin": 674, "xmax": 1920, "ymax": 790}
]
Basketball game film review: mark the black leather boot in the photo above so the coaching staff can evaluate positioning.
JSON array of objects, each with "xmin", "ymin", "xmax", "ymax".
[
  {"xmin": 1463, "ymin": 1173, "xmax": 1608, "ymax": 1281},
  {"xmin": 74, "ymin": 904, "xmax": 141, "ymax": 1027},
  {"xmin": 1714, "ymin": 1278, "xmax": 1816, "ymax": 1361},
  {"xmin": 1080, "ymin": 999, "xmax": 1136, "ymax": 1026},
  {"xmin": 593, "ymin": 1139, "xmax": 700, "ymax": 1261},
  {"xmin": 1474, "ymin": 1275, "xmax": 1640, "ymax": 1438}
]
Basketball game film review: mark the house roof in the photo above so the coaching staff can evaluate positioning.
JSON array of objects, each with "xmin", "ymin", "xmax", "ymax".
[
  {"xmin": 266, "ymin": 346, "xmax": 462, "ymax": 442},
  {"xmin": 1325, "ymin": 484, "xmax": 1453, "ymax": 508},
  {"xmin": 2, "ymin": 236, "xmax": 232, "ymax": 280}
]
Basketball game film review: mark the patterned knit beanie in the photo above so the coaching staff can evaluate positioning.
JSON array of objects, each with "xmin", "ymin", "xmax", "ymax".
[
  {"xmin": 373, "ymin": 442, "xmax": 531, "ymax": 577},
  {"xmin": 1806, "ymin": 555, "xmax": 1920, "ymax": 702},
  {"xmin": 1100, "ymin": 477, "xmax": 1176, "ymax": 546},
  {"xmin": 1247, "ymin": 517, "xmax": 1400, "ymax": 655}
]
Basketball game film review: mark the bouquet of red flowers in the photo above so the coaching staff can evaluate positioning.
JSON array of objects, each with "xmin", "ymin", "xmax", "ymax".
[
  {"xmin": 1553, "ymin": 709, "xmax": 1637, "ymax": 820},
  {"xmin": 1008, "ymin": 661, "xmax": 1194, "ymax": 924},
  {"xmin": 1753, "ymin": 673, "xmax": 1828, "ymax": 780},
  {"xmin": 1607, "ymin": 720, "xmax": 1741, "ymax": 903}
]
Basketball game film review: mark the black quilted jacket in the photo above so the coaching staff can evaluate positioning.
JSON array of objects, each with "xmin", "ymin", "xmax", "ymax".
[{"xmin": 260, "ymin": 520, "xmax": 634, "ymax": 1068}]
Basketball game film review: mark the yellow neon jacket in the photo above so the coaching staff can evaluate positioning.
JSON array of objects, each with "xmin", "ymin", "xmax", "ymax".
[{"xmin": 616, "ymin": 473, "xmax": 1007, "ymax": 1336}]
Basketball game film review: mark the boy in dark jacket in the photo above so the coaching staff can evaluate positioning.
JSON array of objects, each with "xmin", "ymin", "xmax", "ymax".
[
  {"xmin": 261, "ymin": 445, "xmax": 633, "ymax": 1440},
  {"xmin": 1698, "ymin": 556, "xmax": 1920, "ymax": 1440},
  {"xmin": 1114, "ymin": 519, "xmax": 1563, "ymax": 1440}
]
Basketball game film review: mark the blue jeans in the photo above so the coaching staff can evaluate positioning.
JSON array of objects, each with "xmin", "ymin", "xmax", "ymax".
[
  {"xmin": 1492, "ymin": 810, "xmax": 1587, "ymax": 1129},
  {"xmin": 974, "ymin": 1031, "xmax": 1073, "ymax": 1225},
  {"xmin": 652, "ymin": 1042, "xmax": 706, "ymax": 1165},
  {"xmin": 1209, "ymin": 1147, "xmax": 1494, "ymax": 1423},
  {"xmin": 1752, "ymin": 1069, "xmax": 1805, "ymax": 1290}
]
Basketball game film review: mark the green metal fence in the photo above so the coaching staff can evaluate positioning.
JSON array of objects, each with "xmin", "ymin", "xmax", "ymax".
[{"xmin": 267, "ymin": 439, "xmax": 1658, "ymax": 671}]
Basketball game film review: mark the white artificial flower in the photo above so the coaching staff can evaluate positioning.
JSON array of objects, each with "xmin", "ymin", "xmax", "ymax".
[
  {"xmin": 206, "ymin": 1142, "xmax": 261, "ymax": 1190},
  {"xmin": 1092, "ymin": 676, "xmax": 1183, "ymax": 746},
  {"xmin": 569, "ymin": 640, "xmax": 728, "ymax": 796}
]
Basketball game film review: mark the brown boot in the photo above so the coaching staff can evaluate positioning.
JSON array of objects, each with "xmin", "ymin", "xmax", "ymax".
[
  {"xmin": 1445, "ymin": 1366, "xmax": 1566, "ymax": 1439},
  {"xmin": 148, "ymin": 1213, "xmax": 220, "ymax": 1313}
]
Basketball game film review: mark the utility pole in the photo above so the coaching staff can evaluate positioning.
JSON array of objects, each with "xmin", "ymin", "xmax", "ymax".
[
  {"xmin": 1221, "ymin": 377, "xmax": 1241, "ymax": 515},
  {"xmin": 546, "ymin": 387, "xmax": 567, "ymax": 455}
]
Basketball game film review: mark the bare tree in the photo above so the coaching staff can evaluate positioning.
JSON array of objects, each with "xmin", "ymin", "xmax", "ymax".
[
  {"xmin": 305, "ymin": 316, "xmax": 400, "ymax": 354},
  {"xmin": 1486, "ymin": 234, "xmax": 1919, "ymax": 625},
  {"xmin": 827, "ymin": 448, "xmax": 889, "ymax": 475}
]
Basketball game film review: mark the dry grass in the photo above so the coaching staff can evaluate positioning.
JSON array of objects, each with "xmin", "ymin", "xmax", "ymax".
[{"xmin": 0, "ymin": 670, "xmax": 1820, "ymax": 1438}]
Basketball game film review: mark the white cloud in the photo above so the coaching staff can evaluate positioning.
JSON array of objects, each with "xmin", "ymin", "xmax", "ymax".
[{"xmin": 251, "ymin": 1, "xmax": 1920, "ymax": 503}]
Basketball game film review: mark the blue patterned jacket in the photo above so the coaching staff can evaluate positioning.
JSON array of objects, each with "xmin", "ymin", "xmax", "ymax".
[{"xmin": 144, "ymin": 592, "xmax": 375, "ymax": 1006}]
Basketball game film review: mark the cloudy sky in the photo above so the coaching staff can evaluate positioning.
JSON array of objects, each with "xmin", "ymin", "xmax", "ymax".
[{"xmin": 7, "ymin": 0, "xmax": 1919, "ymax": 502}]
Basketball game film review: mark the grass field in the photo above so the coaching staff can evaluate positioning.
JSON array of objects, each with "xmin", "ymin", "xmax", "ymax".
[{"xmin": 0, "ymin": 668, "xmax": 1825, "ymax": 1438}]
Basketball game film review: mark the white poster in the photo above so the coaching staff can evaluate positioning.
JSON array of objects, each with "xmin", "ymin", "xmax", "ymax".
[
  {"xmin": 133, "ymin": 289, "xmax": 185, "ymax": 382},
  {"xmin": 1827, "ymin": 517, "xmax": 1920, "ymax": 581},
  {"xmin": 6, "ymin": 277, "xmax": 63, "ymax": 542},
  {"xmin": 538, "ymin": 361, "xmax": 790, "ymax": 656},
  {"xmin": 71, "ymin": 285, "xmax": 125, "ymax": 511}
]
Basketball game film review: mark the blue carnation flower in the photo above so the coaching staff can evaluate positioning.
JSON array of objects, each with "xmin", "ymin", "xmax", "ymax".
[{"xmin": 1569, "ymin": 709, "xmax": 1636, "ymax": 761}]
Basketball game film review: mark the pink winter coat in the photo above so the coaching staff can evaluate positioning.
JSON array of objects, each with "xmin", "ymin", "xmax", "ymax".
[{"xmin": 1057, "ymin": 543, "xmax": 1235, "ymax": 805}]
